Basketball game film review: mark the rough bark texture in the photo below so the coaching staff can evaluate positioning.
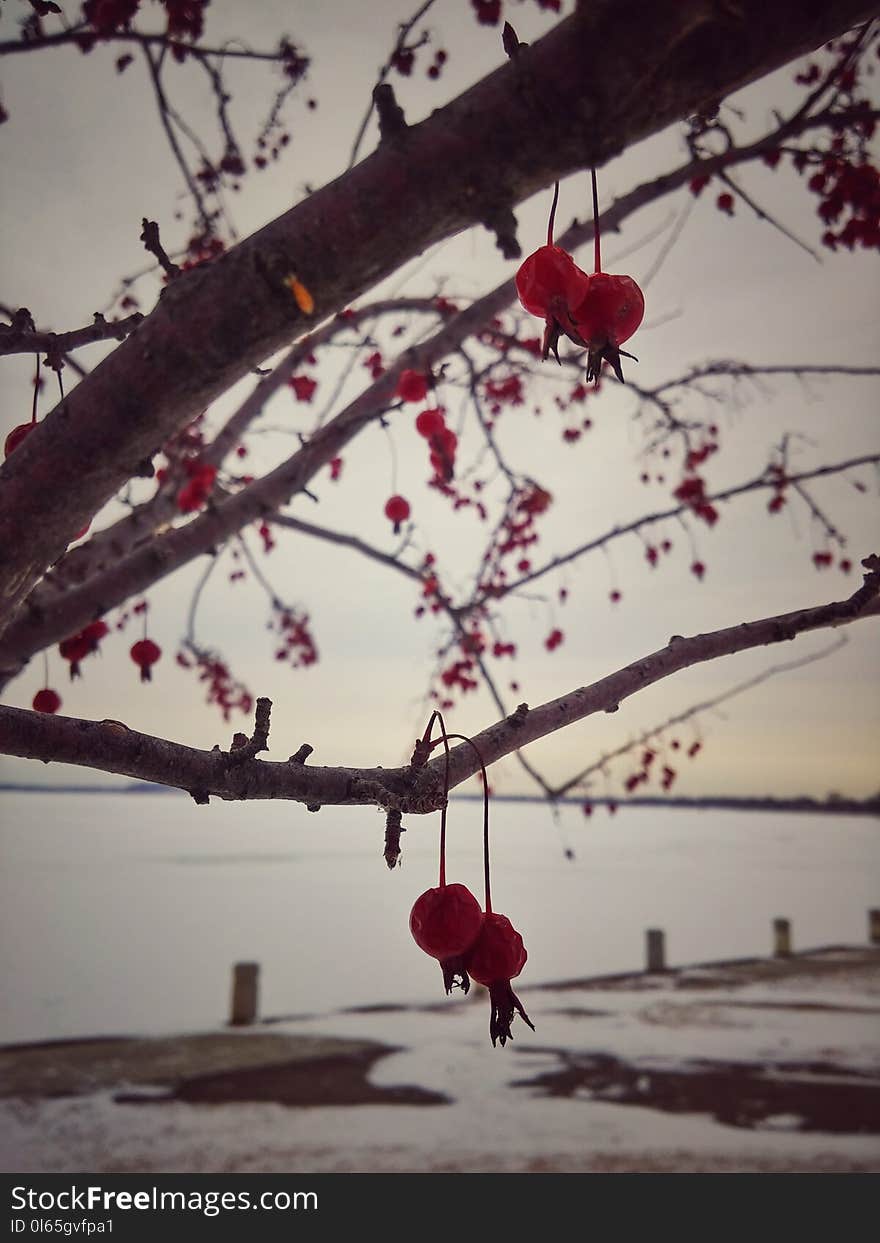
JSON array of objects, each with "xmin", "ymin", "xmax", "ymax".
[{"xmin": 0, "ymin": 0, "xmax": 875, "ymax": 631}]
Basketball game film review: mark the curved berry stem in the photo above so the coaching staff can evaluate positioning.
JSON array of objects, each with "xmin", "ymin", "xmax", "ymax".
[
  {"xmin": 443, "ymin": 732, "xmax": 492, "ymax": 916},
  {"xmin": 424, "ymin": 709, "xmax": 452, "ymax": 887},
  {"xmin": 591, "ymin": 167, "xmax": 602, "ymax": 274},
  {"xmin": 546, "ymin": 180, "xmax": 560, "ymax": 247}
]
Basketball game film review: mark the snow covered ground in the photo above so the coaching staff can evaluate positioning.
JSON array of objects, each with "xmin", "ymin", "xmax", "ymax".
[{"xmin": 1, "ymin": 795, "xmax": 878, "ymax": 1172}]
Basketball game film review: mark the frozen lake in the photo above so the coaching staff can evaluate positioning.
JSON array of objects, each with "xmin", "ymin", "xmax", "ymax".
[{"xmin": 1, "ymin": 792, "xmax": 878, "ymax": 1044}]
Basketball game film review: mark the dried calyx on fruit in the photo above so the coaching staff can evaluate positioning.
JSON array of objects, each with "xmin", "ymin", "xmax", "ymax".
[
  {"xmin": 516, "ymin": 171, "xmax": 644, "ymax": 385},
  {"xmin": 409, "ymin": 712, "xmax": 483, "ymax": 993}
]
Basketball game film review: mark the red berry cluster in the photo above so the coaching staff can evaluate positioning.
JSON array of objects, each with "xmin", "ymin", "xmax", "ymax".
[
  {"xmin": 58, "ymin": 620, "xmax": 109, "ymax": 679},
  {"xmin": 288, "ymin": 374, "xmax": 318, "ymax": 403},
  {"xmin": 271, "ymin": 605, "xmax": 318, "ymax": 669},
  {"xmin": 177, "ymin": 646, "xmax": 253, "ymax": 721},
  {"xmin": 470, "ymin": 0, "xmax": 502, "ymax": 23},
  {"xmin": 176, "ymin": 461, "xmax": 217, "ymax": 513},
  {"xmin": 82, "ymin": 0, "xmax": 140, "ymax": 36},
  {"xmin": 414, "ymin": 406, "xmax": 458, "ymax": 483},
  {"xmin": 478, "ymin": 484, "xmax": 552, "ymax": 599}
]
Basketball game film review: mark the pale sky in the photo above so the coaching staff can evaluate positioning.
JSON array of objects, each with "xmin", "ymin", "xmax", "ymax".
[{"xmin": 1, "ymin": 0, "xmax": 878, "ymax": 799}]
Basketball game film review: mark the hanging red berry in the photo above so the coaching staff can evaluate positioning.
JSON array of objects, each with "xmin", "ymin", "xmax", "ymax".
[
  {"xmin": 515, "ymin": 183, "xmax": 591, "ymax": 363},
  {"xmin": 571, "ymin": 169, "xmax": 645, "ymax": 384},
  {"xmin": 130, "ymin": 638, "xmax": 162, "ymax": 682},
  {"xmin": 58, "ymin": 620, "xmax": 108, "ymax": 679},
  {"xmin": 571, "ymin": 272, "xmax": 645, "ymax": 383},
  {"xmin": 32, "ymin": 688, "xmax": 62, "ymax": 714},
  {"xmin": 395, "ymin": 369, "xmax": 430, "ymax": 403},
  {"xmin": 409, "ymin": 713, "xmax": 485, "ymax": 992},
  {"xmin": 384, "ymin": 494, "xmax": 411, "ymax": 533},
  {"xmin": 410, "ymin": 882, "xmax": 484, "ymax": 994},
  {"xmin": 464, "ymin": 912, "xmax": 534, "ymax": 1048},
  {"xmin": 4, "ymin": 422, "xmax": 36, "ymax": 458}
]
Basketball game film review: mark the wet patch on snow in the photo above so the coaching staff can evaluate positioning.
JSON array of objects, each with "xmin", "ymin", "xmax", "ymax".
[{"xmin": 512, "ymin": 1048, "xmax": 880, "ymax": 1133}]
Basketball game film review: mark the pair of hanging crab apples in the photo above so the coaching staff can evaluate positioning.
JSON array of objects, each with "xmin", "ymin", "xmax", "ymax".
[
  {"xmin": 408, "ymin": 713, "xmax": 533, "ymax": 1048},
  {"xmin": 515, "ymin": 169, "xmax": 644, "ymax": 384}
]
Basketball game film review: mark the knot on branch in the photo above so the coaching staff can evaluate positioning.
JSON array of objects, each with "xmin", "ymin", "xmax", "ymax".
[
  {"xmin": 141, "ymin": 217, "xmax": 180, "ymax": 279},
  {"xmin": 482, "ymin": 202, "xmax": 520, "ymax": 259},
  {"xmin": 506, "ymin": 702, "xmax": 529, "ymax": 729},
  {"xmin": 410, "ymin": 735, "xmax": 432, "ymax": 767},
  {"xmin": 372, "ymin": 83, "xmax": 408, "ymax": 143},
  {"xmin": 226, "ymin": 696, "xmax": 271, "ymax": 764},
  {"xmin": 288, "ymin": 743, "xmax": 313, "ymax": 765}
]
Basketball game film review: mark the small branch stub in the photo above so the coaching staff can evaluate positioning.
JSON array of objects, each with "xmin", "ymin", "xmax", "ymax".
[
  {"xmin": 372, "ymin": 83, "xmax": 408, "ymax": 143},
  {"xmin": 384, "ymin": 807, "xmax": 405, "ymax": 870}
]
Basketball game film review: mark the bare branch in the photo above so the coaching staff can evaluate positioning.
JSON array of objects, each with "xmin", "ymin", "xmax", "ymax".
[
  {"xmin": 2, "ymin": 0, "xmax": 872, "ymax": 624},
  {"xmin": 0, "ymin": 309, "xmax": 143, "ymax": 360},
  {"xmin": 2, "ymin": 561, "xmax": 877, "ymax": 804}
]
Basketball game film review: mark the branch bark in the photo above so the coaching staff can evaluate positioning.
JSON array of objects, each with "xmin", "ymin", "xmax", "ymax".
[
  {"xmin": 3, "ymin": 558, "xmax": 877, "ymax": 806},
  {"xmin": 0, "ymin": 0, "xmax": 874, "ymax": 628}
]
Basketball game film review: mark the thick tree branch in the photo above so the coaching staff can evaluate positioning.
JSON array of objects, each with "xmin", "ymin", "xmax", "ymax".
[
  {"xmin": 2, "ymin": 559, "xmax": 877, "ymax": 805},
  {"xmin": 0, "ymin": 0, "xmax": 874, "ymax": 626}
]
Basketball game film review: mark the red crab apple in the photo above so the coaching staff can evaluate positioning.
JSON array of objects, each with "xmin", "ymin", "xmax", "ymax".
[
  {"xmin": 571, "ymin": 272, "xmax": 645, "ymax": 384},
  {"xmin": 410, "ymin": 882, "xmax": 484, "ymax": 993},
  {"xmin": 130, "ymin": 638, "xmax": 161, "ymax": 682},
  {"xmin": 4, "ymin": 422, "xmax": 36, "ymax": 457},
  {"xmin": 516, "ymin": 244, "xmax": 590, "ymax": 363},
  {"xmin": 32, "ymin": 688, "xmax": 62, "ymax": 714},
  {"xmin": 384, "ymin": 494, "xmax": 411, "ymax": 533},
  {"xmin": 515, "ymin": 182, "xmax": 592, "ymax": 364},
  {"xmin": 395, "ymin": 369, "xmax": 430, "ymax": 403},
  {"xmin": 465, "ymin": 911, "xmax": 534, "ymax": 1047}
]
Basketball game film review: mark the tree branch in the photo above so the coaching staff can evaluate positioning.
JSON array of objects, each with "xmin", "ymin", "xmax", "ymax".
[
  {"xmin": 0, "ymin": 309, "xmax": 144, "ymax": 359},
  {"xmin": 0, "ymin": 0, "xmax": 873, "ymax": 627},
  {"xmin": 2, "ymin": 558, "xmax": 877, "ymax": 805}
]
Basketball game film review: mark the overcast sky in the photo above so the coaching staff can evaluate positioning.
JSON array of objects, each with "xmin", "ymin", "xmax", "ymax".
[{"xmin": 1, "ymin": 0, "xmax": 878, "ymax": 799}]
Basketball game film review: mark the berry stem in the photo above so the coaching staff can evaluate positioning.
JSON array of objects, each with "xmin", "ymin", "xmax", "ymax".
[
  {"xmin": 444, "ymin": 732, "xmax": 492, "ymax": 916},
  {"xmin": 591, "ymin": 167, "xmax": 602, "ymax": 274},
  {"xmin": 424, "ymin": 710, "xmax": 452, "ymax": 887},
  {"xmin": 546, "ymin": 180, "xmax": 560, "ymax": 247},
  {"xmin": 31, "ymin": 354, "xmax": 40, "ymax": 424}
]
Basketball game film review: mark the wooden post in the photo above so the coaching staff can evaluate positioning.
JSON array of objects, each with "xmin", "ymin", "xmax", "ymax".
[
  {"xmin": 645, "ymin": 928, "xmax": 666, "ymax": 972},
  {"xmin": 229, "ymin": 961, "xmax": 259, "ymax": 1026},
  {"xmin": 869, "ymin": 909, "xmax": 880, "ymax": 946},
  {"xmin": 773, "ymin": 918, "xmax": 792, "ymax": 958}
]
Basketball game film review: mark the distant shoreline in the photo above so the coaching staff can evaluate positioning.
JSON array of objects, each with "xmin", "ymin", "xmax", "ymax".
[{"xmin": 1, "ymin": 783, "xmax": 877, "ymax": 816}]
